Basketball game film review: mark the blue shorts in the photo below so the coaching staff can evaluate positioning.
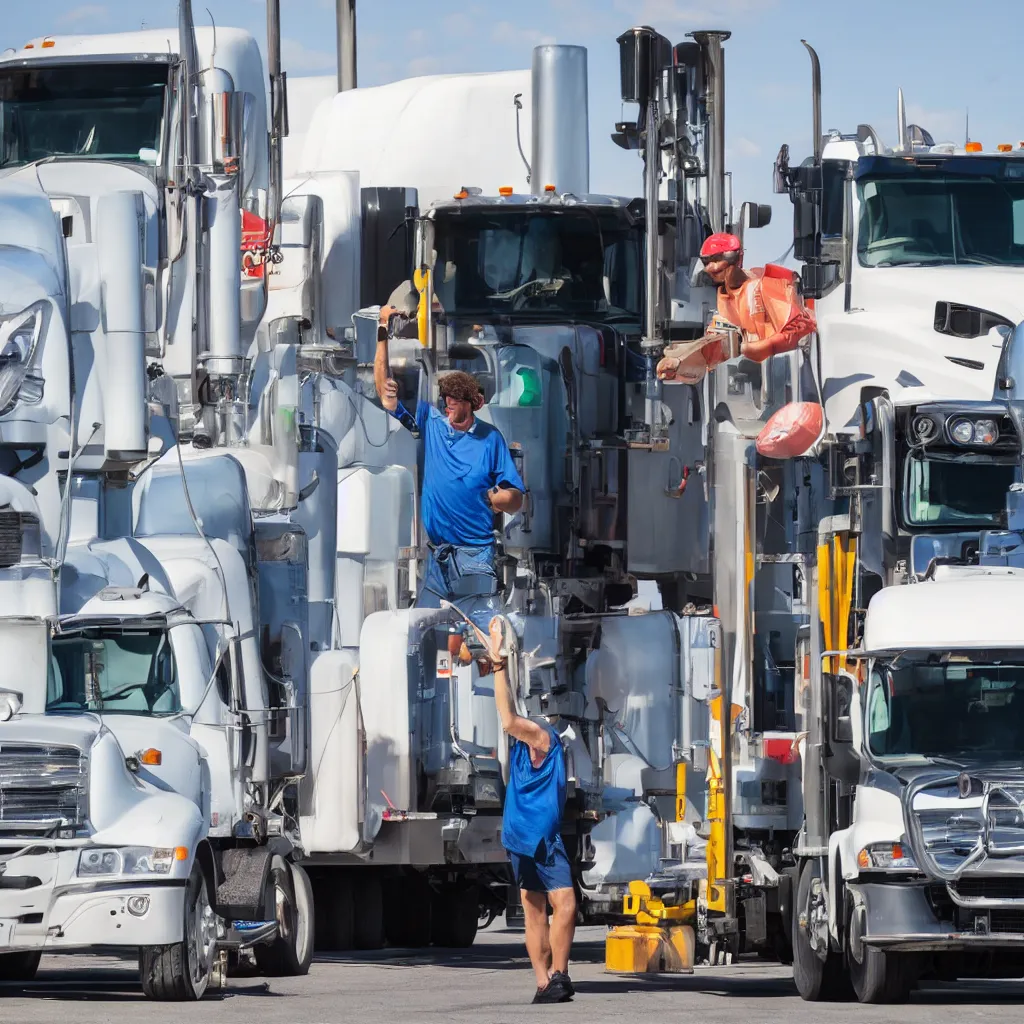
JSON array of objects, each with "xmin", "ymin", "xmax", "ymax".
[{"xmin": 508, "ymin": 836, "xmax": 573, "ymax": 894}]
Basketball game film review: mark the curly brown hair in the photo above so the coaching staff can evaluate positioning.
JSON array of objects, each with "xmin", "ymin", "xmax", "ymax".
[{"xmin": 438, "ymin": 370, "xmax": 483, "ymax": 405}]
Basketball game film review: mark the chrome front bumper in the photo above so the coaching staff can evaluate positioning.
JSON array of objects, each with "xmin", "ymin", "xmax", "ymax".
[{"xmin": 851, "ymin": 880, "xmax": 1024, "ymax": 952}]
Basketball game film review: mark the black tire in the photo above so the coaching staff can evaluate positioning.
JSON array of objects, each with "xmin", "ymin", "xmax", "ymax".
[
  {"xmin": 141, "ymin": 863, "xmax": 218, "ymax": 1000},
  {"xmin": 384, "ymin": 874, "xmax": 432, "ymax": 948},
  {"xmin": 312, "ymin": 871, "xmax": 354, "ymax": 952},
  {"xmin": 791, "ymin": 860, "xmax": 851, "ymax": 1002},
  {"xmin": 431, "ymin": 884, "xmax": 480, "ymax": 949},
  {"xmin": 0, "ymin": 952, "xmax": 41, "ymax": 982},
  {"xmin": 847, "ymin": 903, "xmax": 914, "ymax": 1003},
  {"xmin": 253, "ymin": 857, "xmax": 314, "ymax": 977},
  {"xmin": 352, "ymin": 872, "xmax": 385, "ymax": 950}
]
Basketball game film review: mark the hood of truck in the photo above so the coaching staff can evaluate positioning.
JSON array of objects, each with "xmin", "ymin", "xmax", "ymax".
[
  {"xmin": 0, "ymin": 712, "xmax": 102, "ymax": 751},
  {"xmin": 819, "ymin": 265, "xmax": 1024, "ymax": 433},
  {"xmin": 101, "ymin": 716, "xmax": 206, "ymax": 808},
  {"xmin": 0, "ymin": 713, "xmax": 205, "ymax": 847}
]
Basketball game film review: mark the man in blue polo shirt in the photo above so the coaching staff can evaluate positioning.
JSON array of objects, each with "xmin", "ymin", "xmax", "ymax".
[{"xmin": 374, "ymin": 303, "xmax": 524, "ymax": 609}]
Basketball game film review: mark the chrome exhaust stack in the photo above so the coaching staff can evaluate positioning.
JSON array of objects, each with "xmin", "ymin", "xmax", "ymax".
[
  {"xmin": 336, "ymin": 0, "xmax": 357, "ymax": 92},
  {"xmin": 531, "ymin": 44, "xmax": 590, "ymax": 196},
  {"xmin": 689, "ymin": 30, "xmax": 730, "ymax": 234}
]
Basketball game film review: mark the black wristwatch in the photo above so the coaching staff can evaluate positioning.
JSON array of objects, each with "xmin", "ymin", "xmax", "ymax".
[{"xmin": 377, "ymin": 324, "xmax": 388, "ymax": 341}]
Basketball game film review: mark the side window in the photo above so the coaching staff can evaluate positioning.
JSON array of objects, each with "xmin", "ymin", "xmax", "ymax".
[
  {"xmin": 1013, "ymin": 198, "xmax": 1024, "ymax": 246},
  {"xmin": 215, "ymin": 655, "xmax": 231, "ymax": 707},
  {"xmin": 47, "ymin": 654, "xmax": 64, "ymax": 705},
  {"xmin": 821, "ymin": 160, "xmax": 849, "ymax": 237},
  {"xmin": 867, "ymin": 669, "xmax": 891, "ymax": 753}
]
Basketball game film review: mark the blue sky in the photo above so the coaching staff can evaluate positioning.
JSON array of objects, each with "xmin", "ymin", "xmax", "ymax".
[{"xmin": 6, "ymin": 0, "xmax": 1022, "ymax": 263}]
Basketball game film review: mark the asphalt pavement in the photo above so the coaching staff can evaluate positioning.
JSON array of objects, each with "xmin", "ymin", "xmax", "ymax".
[{"xmin": 2, "ymin": 926, "xmax": 1024, "ymax": 1024}]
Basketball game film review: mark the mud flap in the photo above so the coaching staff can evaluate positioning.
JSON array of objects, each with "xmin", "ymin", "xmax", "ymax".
[{"xmin": 216, "ymin": 847, "xmax": 274, "ymax": 920}]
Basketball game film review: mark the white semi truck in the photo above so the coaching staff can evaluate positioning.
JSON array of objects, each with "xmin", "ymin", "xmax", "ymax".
[{"xmin": 0, "ymin": 1, "xmax": 334, "ymax": 995}]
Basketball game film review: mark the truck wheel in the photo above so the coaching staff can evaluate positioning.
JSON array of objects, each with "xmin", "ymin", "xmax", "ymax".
[
  {"xmin": 0, "ymin": 952, "xmax": 41, "ymax": 981},
  {"xmin": 141, "ymin": 863, "xmax": 218, "ymax": 1000},
  {"xmin": 312, "ymin": 870, "xmax": 354, "ymax": 952},
  {"xmin": 431, "ymin": 884, "xmax": 480, "ymax": 948},
  {"xmin": 253, "ymin": 857, "xmax": 314, "ymax": 977},
  {"xmin": 384, "ymin": 874, "xmax": 432, "ymax": 948},
  {"xmin": 353, "ymin": 872, "xmax": 385, "ymax": 950},
  {"xmin": 792, "ymin": 860, "xmax": 850, "ymax": 1001},
  {"xmin": 847, "ymin": 902, "xmax": 913, "ymax": 1003}
]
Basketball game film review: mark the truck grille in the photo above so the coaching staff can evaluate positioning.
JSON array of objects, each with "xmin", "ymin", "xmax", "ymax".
[
  {"xmin": 909, "ymin": 777, "xmax": 1024, "ymax": 879},
  {"xmin": 951, "ymin": 877, "xmax": 1024, "ymax": 902},
  {"xmin": 990, "ymin": 910, "xmax": 1024, "ymax": 934},
  {"xmin": 0, "ymin": 744, "xmax": 87, "ymax": 834}
]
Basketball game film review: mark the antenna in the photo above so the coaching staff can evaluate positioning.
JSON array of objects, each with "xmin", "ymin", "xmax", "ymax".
[{"xmin": 965, "ymin": 108, "xmax": 970, "ymax": 147}]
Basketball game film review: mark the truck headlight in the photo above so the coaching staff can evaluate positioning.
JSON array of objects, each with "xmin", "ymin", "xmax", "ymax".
[
  {"xmin": 77, "ymin": 846, "xmax": 186, "ymax": 877},
  {"xmin": 0, "ymin": 301, "xmax": 46, "ymax": 415},
  {"xmin": 947, "ymin": 415, "xmax": 999, "ymax": 446},
  {"xmin": 857, "ymin": 841, "xmax": 919, "ymax": 871}
]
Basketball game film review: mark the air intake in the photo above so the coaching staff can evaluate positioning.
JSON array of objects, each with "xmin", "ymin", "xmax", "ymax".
[{"xmin": 934, "ymin": 301, "xmax": 1014, "ymax": 340}]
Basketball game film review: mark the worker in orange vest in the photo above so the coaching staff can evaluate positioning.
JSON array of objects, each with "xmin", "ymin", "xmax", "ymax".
[{"xmin": 656, "ymin": 232, "xmax": 816, "ymax": 383}]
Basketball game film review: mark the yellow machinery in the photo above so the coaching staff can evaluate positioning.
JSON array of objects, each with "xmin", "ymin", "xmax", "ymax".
[
  {"xmin": 605, "ymin": 649, "xmax": 739, "ymax": 974},
  {"xmin": 605, "ymin": 880, "xmax": 696, "ymax": 974}
]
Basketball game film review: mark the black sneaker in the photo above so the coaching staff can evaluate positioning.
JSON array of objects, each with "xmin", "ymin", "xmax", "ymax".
[
  {"xmin": 532, "ymin": 973, "xmax": 573, "ymax": 1003},
  {"xmin": 549, "ymin": 971, "xmax": 575, "ymax": 997}
]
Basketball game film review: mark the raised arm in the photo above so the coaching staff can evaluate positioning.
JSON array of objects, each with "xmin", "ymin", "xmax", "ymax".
[
  {"xmin": 487, "ymin": 617, "xmax": 550, "ymax": 754},
  {"xmin": 374, "ymin": 304, "xmax": 397, "ymax": 411}
]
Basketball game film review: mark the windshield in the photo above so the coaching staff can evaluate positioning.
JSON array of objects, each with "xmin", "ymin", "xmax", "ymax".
[
  {"xmin": 858, "ymin": 174, "xmax": 1024, "ymax": 267},
  {"xmin": 47, "ymin": 630, "xmax": 181, "ymax": 716},
  {"xmin": 868, "ymin": 651, "xmax": 1024, "ymax": 762},
  {"xmin": 904, "ymin": 454, "xmax": 1016, "ymax": 527},
  {"xmin": 0, "ymin": 62, "xmax": 169, "ymax": 168},
  {"xmin": 431, "ymin": 208, "xmax": 642, "ymax": 322}
]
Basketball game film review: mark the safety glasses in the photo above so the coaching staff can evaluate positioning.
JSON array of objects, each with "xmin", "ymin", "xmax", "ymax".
[{"xmin": 700, "ymin": 249, "xmax": 741, "ymax": 267}]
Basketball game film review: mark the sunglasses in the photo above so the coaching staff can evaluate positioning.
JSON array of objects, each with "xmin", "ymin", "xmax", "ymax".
[{"xmin": 700, "ymin": 250, "xmax": 741, "ymax": 267}]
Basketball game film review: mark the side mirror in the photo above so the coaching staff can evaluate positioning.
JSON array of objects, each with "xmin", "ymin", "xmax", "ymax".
[
  {"xmin": 745, "ymin": 202, "xmax": 772, "ymax": 230},
  {"xmin": 835, "ymin": 713, "xmax": 853, "ymax": 744},
  {"xmin": 773, "ymin": 143, "xmax": 791, "ymax": 194},
  {"xmin": 615, "ymin": 26, "xmax": 672, "ymax": 108},
  {"xmin": 823, "ymin": 671, "xmax": 860, "ymax": 783},
  {"xmin": 212, "ymin": 91, "xmax": 244, "ymax": 175}
]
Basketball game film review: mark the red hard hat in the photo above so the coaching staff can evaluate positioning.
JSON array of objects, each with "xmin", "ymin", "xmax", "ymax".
[{"xmin": 700, "ymin": 232, "xmax": 743, "ymax": 258}]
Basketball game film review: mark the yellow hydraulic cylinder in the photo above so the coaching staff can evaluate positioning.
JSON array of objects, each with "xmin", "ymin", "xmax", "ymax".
[{"xmin": 412, "ymin": 266, "xmax": 431, "ymax": 347}]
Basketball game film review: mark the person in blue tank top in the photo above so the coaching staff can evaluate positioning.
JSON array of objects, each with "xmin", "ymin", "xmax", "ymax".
[{"xmin": 485, "ymin": 614, "xmax": 576, "ymax": 1004}]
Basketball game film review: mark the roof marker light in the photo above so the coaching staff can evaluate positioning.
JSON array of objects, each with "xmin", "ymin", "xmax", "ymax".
[
  {"xmin": 498, "ymin": 186, "xmax": 513, "ymax": 196},
  {"xmin": 965, "ymin": 141, "xmax": 983, "ymax": 152},
  {"xmin": 998, "ymin": 143, "xmax": 1013, "ymax": 153},
  {"xmin": 543, "ymin": 184, "xmax": 556, "ymax": 192},
  {"xmin": 41, "ymin": 37, "xmax": 56, "ymax": 48}
]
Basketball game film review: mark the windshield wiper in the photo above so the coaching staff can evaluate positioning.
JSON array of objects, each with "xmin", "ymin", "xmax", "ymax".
[
  {"xmin": 872, "ymin": 260, "xmax": 939, "ymax": 268},
  {"xmin": 922, "ymin": 754, "xmax": 971, "ymax": 769}
]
